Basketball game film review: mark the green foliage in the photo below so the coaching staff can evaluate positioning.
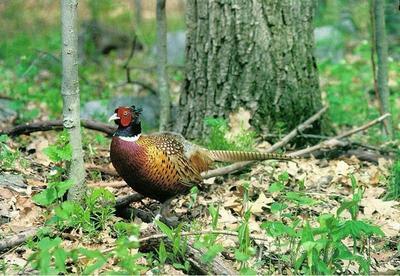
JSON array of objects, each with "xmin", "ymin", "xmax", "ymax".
[
  {"xmin": 32, "ymin": 180, "xmax": 73, "ymax": 207},
  {"xmin": 261, "ymin": 174, "xmax": 384, "ymax": 274},
  {"xmin": 155, "ymin": 220, "xmax": 190, "ymax": 273},
  {"xmin": 52, "ymin": 188, "xmax": 115, "ymax": 234},
  {"xmin": 235, "ymin": 183, "xmax": 256, "ymax": 274},
  {"xmin": 385, "ymin": 154, "xmax": 400, "ymax": 200},
  {"xmin": 28, "ymin": 221, "xmax": 146, "ymax": 275},
  {"xmin": 43, "ymin": 131, "xmax": 72, "ymax": 163},
  {"xmin": 0, "ymin": 135, "xmax": 19, "ymax": 169},
  {"xmin": 319, "ymin": 40, "xmax": 400, "ymax": 144},
  {"xmin": 204, "ymin": 117, "xmax": 256, "ymax": 151}
]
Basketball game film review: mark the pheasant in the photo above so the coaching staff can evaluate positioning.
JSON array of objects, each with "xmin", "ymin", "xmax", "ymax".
[{"xmin": 109, "ymin": 106, "xmax": 294, "ymax": 221}]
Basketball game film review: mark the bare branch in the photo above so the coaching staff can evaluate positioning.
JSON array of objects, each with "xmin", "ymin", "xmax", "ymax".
[
  {"xmin": 1, "ymin": 120, "xmax": 116, "ymax": 137},
  {"xmin": 291, "ymin": 113, "xmax": 391, "ymax": 157}
]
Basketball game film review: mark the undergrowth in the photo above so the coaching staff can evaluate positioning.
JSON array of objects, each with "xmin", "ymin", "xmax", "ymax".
[{"xmin": 203, "ymin": 117, "xmax": 256, "ymax": 151}]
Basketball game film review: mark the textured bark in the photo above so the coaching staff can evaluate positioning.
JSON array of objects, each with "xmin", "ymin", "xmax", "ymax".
[
  {"xmin": 175, "ymin": 0, "xmax": 322, "ymax": 139},
  {"xmin": 156, "ymin": 0, "xmax": 171, "ymax": 131},
  {"xmin": 373, "ymin": 0, "xmax": 393, "ymax": 138},
  {"xmin": 61, "ymin": 0, "xmax": 87, "ymax": 202}
]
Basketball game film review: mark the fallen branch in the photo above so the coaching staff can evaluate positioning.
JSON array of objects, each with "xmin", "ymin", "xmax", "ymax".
[
  {"xmin": 88, "ymin": 181, "xmax": 126, "ymax": 188},
  {"xmin": 291, "ymin": 113, "xmax": 391, "ymax": 157},
  {"xmin": 202, "ymin": 106, "xmax": 328, "ymax": 179},
  {"xmin": 1, "ymin": 119, "xmax": 116, "ymax": 137},
  {"xmin": 0, "ymin": 228, "xmax": 38, "ymax": 252}
]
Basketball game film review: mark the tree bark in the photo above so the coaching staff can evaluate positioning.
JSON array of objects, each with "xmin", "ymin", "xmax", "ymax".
[
  {"xmin": 134, "ymin": 0, "xmax": 142, "ymax": 26},
  {"xmin": 156, "ymin": 0, "xmax": 171, "ymax": 131},
  {"xmin": 175, "ymin": 0, "xmax": 322, "ymax": 140},
  {"xmin": 373, "ymin": 0, "xmax": 393, "ymax": 138},
  {"xmin": 61, "ymin": 0, "xmax": 87, "ymax": 202}
]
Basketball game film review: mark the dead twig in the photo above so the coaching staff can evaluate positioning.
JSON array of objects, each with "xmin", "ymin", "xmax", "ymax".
[
  {"xmin": 202, "ymin": 106, "xmax": 328, "ymax": 179},
  {"xmin": 291, "ymin": 113, "xmax": 391, "ymax": 157},
  {"xmin": 114, "ymin": 79, "xmax": 158, "ymax": 95},
  {"xmin": 1, "ymin": 119, "xmax": 116, "ymax": 137},
  {"xmin": 88, "ymin": 181, "xmax": 126, "ymax": 188}
]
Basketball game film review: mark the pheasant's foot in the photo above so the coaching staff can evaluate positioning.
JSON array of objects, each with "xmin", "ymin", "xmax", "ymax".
[{"xmin": 154, "ymin": 198, "xmax": 180, "ymax": 227}]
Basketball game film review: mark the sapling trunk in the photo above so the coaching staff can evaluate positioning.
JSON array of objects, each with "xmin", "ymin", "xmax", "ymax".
[{"xmin": 61, "ymin": 0, "xmax": 87, "ymax": 202}]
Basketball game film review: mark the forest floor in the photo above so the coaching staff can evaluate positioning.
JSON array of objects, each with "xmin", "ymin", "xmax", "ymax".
[{"xmin": 0, "ymin": 125, "xmax": 399, "ymax": 274}]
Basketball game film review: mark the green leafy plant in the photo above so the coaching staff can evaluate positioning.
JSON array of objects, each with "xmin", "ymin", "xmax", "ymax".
[
  {"xmin": 192, "ymin": 205, "xmax": 224, "ymax": 265},
  {"xmin": 32, "ymin": 180, "xmax": 73, "ymax": 207},
  {"xmin": 261, "ymin": 175, "xmax": 384, "ymax": 274},
  {"xmin": 43, "ymin": 131, "xmax": 72, "ymax": 163},
  {"xmin": 51, "ymin": 188, "xmax": 115, "ymax": 235},
  {"xmin": 0, "ymin": 135, "xmax": 19, "ymax": 169},
  {"xmin": 385, "ymin": 154, "xmax": 400, "ymax": 200},
  {"xmin": 204, "ymin": 117, "xmax": 256, "ymax": 151},
  {"xmin": 235, "ymin": 183, "xmax": 256, "ymax": 275},
  {"xmin": 155, "ymin": 220, "xmax": 190, "ymax": 273},
  {"xmin": 28, "ymin": 221, "xmax": 147, "ymax": 275}
]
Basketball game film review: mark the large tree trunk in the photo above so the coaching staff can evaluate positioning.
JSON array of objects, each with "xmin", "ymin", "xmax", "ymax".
[
  {"xmin": 174, "ymin": 0, "xmax": 322, "ymax": 140},
  {"xmin": 61, "ymin": 0, "xmax": 87, "ymax": 202}
]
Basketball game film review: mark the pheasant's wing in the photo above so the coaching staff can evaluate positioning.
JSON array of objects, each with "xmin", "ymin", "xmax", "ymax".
[{"xmin": 141, "ymin": 134, "xmax": 210, "ymax": 188}]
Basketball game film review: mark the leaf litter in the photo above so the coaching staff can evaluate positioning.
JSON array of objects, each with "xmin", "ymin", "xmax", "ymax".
[{"xmin": 0, "ymin": 130, "xmax": 398, "ymax": 274}]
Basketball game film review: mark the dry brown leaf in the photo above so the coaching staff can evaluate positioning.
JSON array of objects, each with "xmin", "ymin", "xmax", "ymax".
[
  {"xmin": 335, "ymin": 160, "xmax": 350, "ymax": 176},
  {"xmin": 250, "ymin": 192, "xmax": 273, "ymax": 215},
  {"xmin": 219, "ymin": 207, "xmax": 238, "ymax": 224},
  {"xmin": 227, "ymin": 107, "xmax": 251, "ymax": 137},
  {"xmin": 361, "ymin": 198, "xmax": 399, "ymax": 217}
]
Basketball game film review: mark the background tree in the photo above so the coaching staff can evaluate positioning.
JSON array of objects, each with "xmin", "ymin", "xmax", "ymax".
[
  {"xmin": 134, "ymin": 0, "xmax": 142, "ymax": 26},
  {"xmin": 61, "ymin": 0, "xmax": 86, "ymax": 201},
  {"xmin": 156, "ymin": 0, "xmax": 170, "ymax": 131},
  {"xmin": 371, "ymin": 0, "xmax": 393, "ymax": 138},
  {"xmin": 174, "ymin": 0, "xmax": 322, "ymax": 139}
]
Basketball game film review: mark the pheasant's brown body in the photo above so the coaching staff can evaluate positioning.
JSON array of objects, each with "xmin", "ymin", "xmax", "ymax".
[{"xmin": 111, "ymin": 132, "xmax": 212, "ymax": 202}]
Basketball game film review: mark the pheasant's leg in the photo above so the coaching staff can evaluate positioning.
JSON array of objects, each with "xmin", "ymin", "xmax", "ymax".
[{"xmin": 158, "ymin": 197, "xmax": 179, "ymax": 227}]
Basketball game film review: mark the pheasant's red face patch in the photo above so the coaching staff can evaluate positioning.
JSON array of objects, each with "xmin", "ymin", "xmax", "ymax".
[{"xmin": 116, "ymin": 107, "xmax": 132, "ymax": 127}]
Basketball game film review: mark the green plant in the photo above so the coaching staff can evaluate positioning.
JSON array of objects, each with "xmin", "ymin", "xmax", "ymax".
[
  {"xmin": 261, "ymin": 175, "xmax": 384, "ymax": 274},
  {"xmin": 0, "ymin": 135, "xmax": 19, "ymax": 169},
  {"xmin": 155, "ymin": 220, "xmax": 190, "ymax": 273},
  {"xmin": 235, "ymin": 183, "xmax": 256, "ymax": 275},
  {"xmin": 32, "ymin": 180, "xmax": 73, "ymax": 207},
  {"xmin": 193, "ymin": 205, "xmax": 224, "ymax": 265},
  {"xmin": 204, "ymin": 117, "xmax": 256, "ymax": 151},
  {"xmin": 385, "ymin": 155, "xmax": 400, "ymax": 200},
  {"xmin": 51, "ymin": 188, "xmax": 115, "ymax": 235},
  {"xmin": 28, "ymin": 221, "xmax": 146, "ymax": 275}
]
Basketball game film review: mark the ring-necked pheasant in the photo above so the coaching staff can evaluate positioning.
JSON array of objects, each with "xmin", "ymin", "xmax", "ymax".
[{"xmin": 109, "ymin": 106, "xmax": 294, "ymax": 221}]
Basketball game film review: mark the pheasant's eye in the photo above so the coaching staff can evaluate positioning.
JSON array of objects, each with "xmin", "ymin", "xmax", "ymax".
[{"xmin": 123, "ymin": 111, "xmax": 128, "ymax": 116}]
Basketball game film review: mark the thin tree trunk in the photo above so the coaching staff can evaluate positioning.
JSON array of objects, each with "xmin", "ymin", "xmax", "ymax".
[
  {"xmin": 134, "ymin": 0, "xmax": 142, "ymax": 26},
  {"xmin": 156, "ymin": 0, "xmax": 171, "ymax": 131},
  {"xmin": 61, "ymin": 0, "xmax": 87, "ymax": 202},
  {"xmin": 373, "ymin": 0, "xmax": 393, "ymax": 138}
]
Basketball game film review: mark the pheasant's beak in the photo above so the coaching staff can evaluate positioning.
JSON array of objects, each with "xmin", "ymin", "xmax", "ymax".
[{"xmin": 108, "ymin": 113, "xmax": 120, "ymax": 122}]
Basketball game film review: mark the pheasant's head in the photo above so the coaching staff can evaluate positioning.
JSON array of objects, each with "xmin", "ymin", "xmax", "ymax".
[{"xmin": 109, "ymin": 106, "xmax": 143, "ymax": 137}]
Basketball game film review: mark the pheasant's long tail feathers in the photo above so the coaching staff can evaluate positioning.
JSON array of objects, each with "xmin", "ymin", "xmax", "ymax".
[{"xmin": 208, "ymin": 150, "xmax": 294, "ymax": 162}]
